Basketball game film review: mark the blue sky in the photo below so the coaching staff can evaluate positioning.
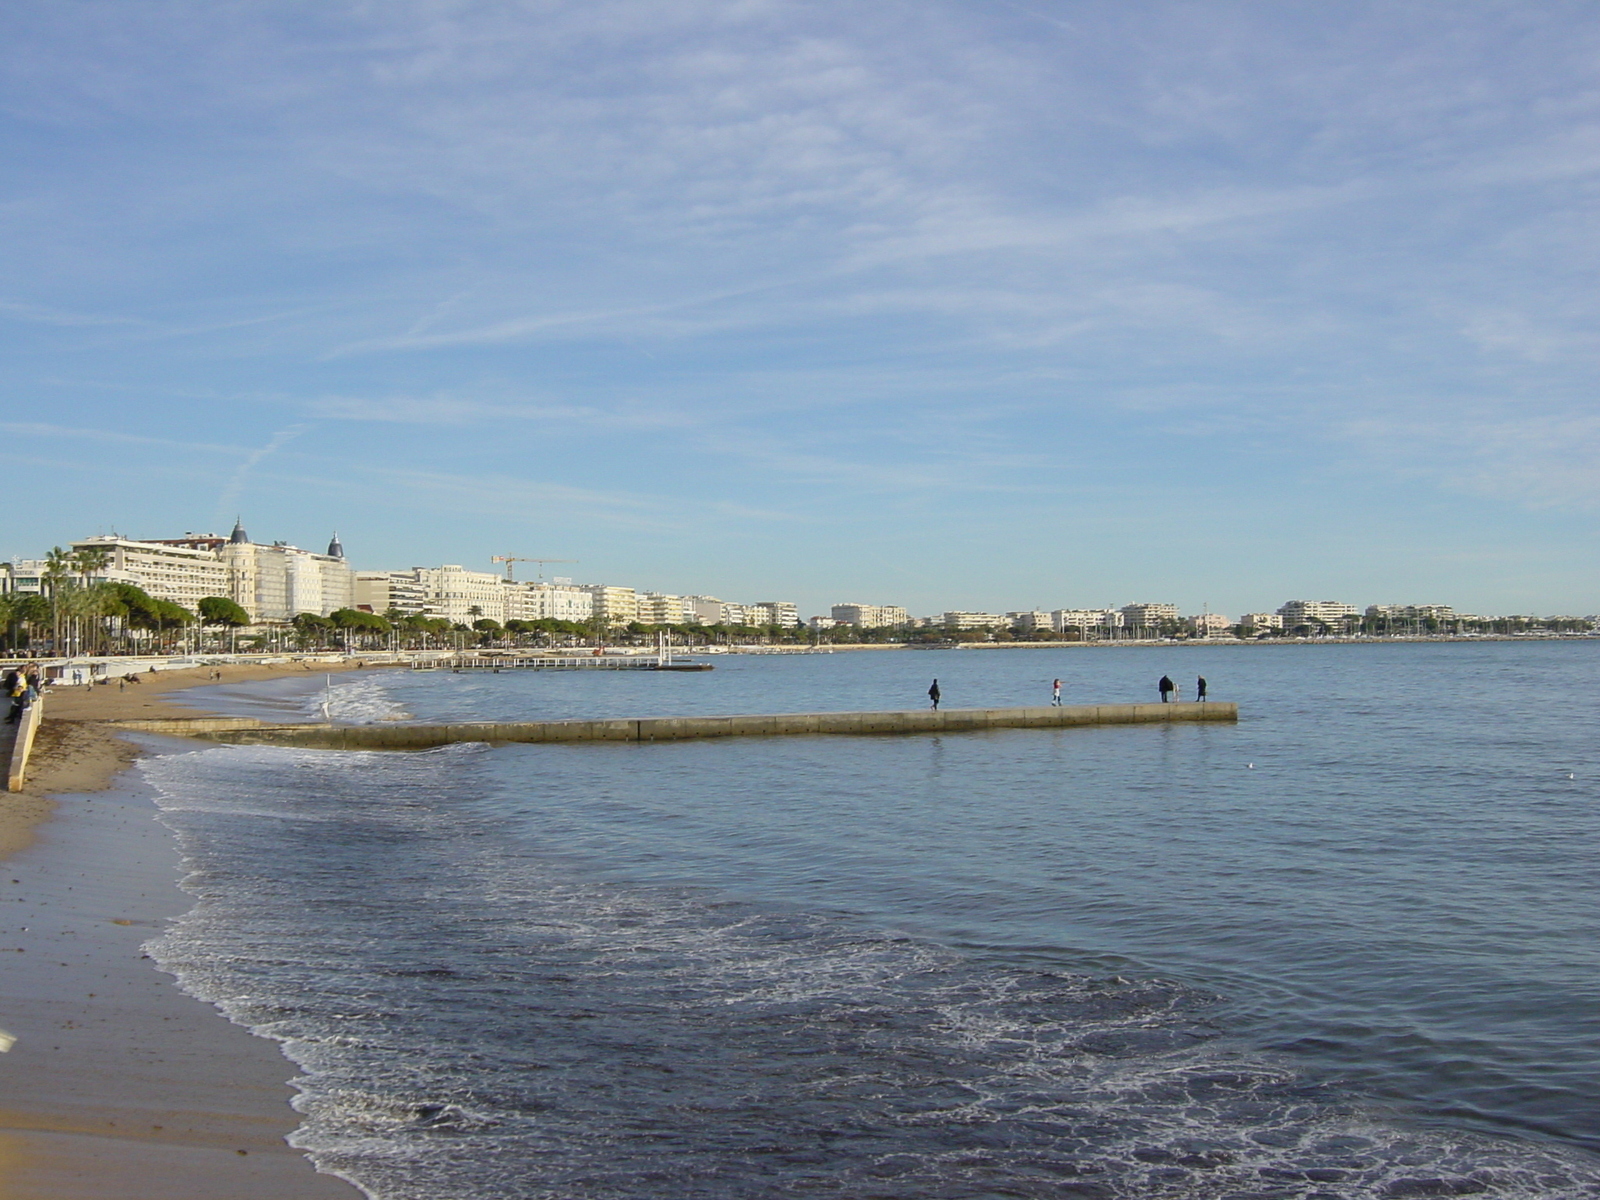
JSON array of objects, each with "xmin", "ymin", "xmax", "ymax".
[{"xmin": 4, "ymin": 1, "xmax": 1598, "ymax": 618}]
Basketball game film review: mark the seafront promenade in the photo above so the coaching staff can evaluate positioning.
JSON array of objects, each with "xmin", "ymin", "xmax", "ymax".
[{"xmin": 113, "ymin": 700, "xmax": 1237, "ymax": 750}]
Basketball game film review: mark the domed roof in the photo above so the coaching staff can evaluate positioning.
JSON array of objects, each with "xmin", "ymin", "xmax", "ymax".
[{"xmin": 229, "ymin": 518, "xmax": 249, "ymax": 545}]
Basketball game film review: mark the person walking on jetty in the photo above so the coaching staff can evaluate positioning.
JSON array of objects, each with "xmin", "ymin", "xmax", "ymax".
[
  {"xmin": 1051, "ymin": 678, "xmax": 1062, "ymax": 706},
  {"xmin": 1196, "ymin": 676, "xmax": 1208, "ymax": 702},
  {"xmin": 928, "ymin": 679, "xmax": 941, "ymax": 710},
  {"xmin": 1158, "ymin": 675, "xmax": 1175, "ymax": 703}
]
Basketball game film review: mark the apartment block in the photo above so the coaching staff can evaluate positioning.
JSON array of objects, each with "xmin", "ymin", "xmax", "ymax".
[
  {"xmin": 831, "ymin": 603, "xmax": 909, "ymax": 628},
  {"xmin": 1005, "ymin": 611, "xmax": 1054, "ymax": 633},
  {"xmin": 354, "ymin": 571, "xmax": 429, "ymax": 617},
  {"xmin": 1238, "ymin": 612, "xmax": 1283, "ymax": 632},
  {"xmin": 942, "ymin": 611, "xmax": 1008, "ymax": 630},
  {"xmin": 636, "ymin": 592, "xmax": 688, "ymax": 625},
  {"xmin": 680, "ymin": 596, "xmax": 725, "ymax": 625},
  {"xmin": 1277, "ymin": 600, "xmax": 1358, "ymax": 626},
  {"xmin": 71, "ymin": 535, "xmax": 229, "ymax": 612},
  {"xmin": 1051, "ymin": 609, "xmax": 1120, "ymax": 634},
  {"xmin": 1366, "ymin": 604, "xmax": 1455, "ymax": 621},
  {"xmin": 583, "ymin": 584, "xmax": 639, "ymax": 627},
  {"xmin": 746, "ymin": 601, "xmax": 801, "ymax": 628},
  {"xmin": 1119, "ymin": 603, "xmax": 1179, "ymax": 627},
  {"xmin": 1188, "ymin": 612, "xmax": 1232, "ymax": 637}
]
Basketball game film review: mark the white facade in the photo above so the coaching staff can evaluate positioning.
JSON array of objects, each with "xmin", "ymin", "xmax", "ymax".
[
  {"xmin": 747, "ymin": 601, "xmax": 800, "ymax": 627},
  {"xmin": 1005, "ymin": 611, "xmax": 1054, "ymax": 633},
  {"xmin": 1366, "ymin": 604, "xmax": 1455, "ymax": 621},
  {"xmin": 509, "ymin": 582, "xmax": 594, "ymax": 624},
  {"xmin": 360, "ymin": 565, "xmax": 511, "ymax": 624},
  {"xmin": 636, "ymin": 592, "xmax": 688, "ymax": 625},
  {"xmin": 71, "ymin": 536, "xmax": 229, "ymax": 612},
  {"xmin": 1, "ymin": 560, "xmax": 49, "ymax": 596},
  {"xmin": 419, "ymin": 565, "xmax": 512, "ymax": 624},
  {"xmin": 222, "ymin": 541, "xmax": 352, "ymax": 622},
  {"xmin": 831, "ymin": 603, "xmax": 909, "ymax": 629},
  {"xmin": 1277, "ymin": 600, "xmax": 1358, "ymax": 627},
  {"xmin": 1120, "ymin": 602, "xmax": 1179, "ymax": 627},
  {"xmin": 583, "ymin": 585, "xmax": 639, "ymax": 627},
  {"xmin": 1051, "ymin": 609, "xmax": 1120, "ymax": 635},
  {"xmin": 942, "ymin": 611, "xmax": 1007, "ymax": 630}
]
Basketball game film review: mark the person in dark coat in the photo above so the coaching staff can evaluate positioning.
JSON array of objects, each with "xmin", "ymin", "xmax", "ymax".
[
  {"xmin": 928, "ymin": 679, "xmax": 941, "ymax": 710},
  {"xmin": 2, "ymin": 670, "xmax": 20, "ymax": 725},
  {"xmin": 1158, "ymin": 675, "xmax": 1174, "ymax": 702},
  {"xmin": 1196, "ymin": 676, "xmax": 1207, "ymax": 701}
]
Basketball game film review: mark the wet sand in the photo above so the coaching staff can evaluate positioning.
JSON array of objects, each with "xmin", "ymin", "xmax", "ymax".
[{"xmin": 0, "ymin": 661, "xmax": 373, "ymax": 1200}]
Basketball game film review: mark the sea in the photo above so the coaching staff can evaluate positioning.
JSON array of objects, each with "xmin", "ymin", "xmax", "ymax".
[{"xmin": 142, "ymin": 640, "xmax": 1600, "ymax": 1199}]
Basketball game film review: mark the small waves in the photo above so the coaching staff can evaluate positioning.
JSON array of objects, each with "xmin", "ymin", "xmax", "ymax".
[
  {"xmin": 139, "ymin": 743, "xmax": 1600, "ymax": 1200},
  {"xmin": 314, "ymin": 674, "xmax": 413, "ymax": 724}
]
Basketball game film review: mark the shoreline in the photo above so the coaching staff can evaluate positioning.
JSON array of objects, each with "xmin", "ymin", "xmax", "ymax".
[{"xmin": 0, "ymin": 661, "xmax": 374, "ymax": 1200}]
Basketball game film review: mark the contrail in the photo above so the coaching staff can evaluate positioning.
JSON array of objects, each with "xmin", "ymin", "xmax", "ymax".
[{"xmin": 212, "ymin": 423, "xmax": 312, "ymax": 529}]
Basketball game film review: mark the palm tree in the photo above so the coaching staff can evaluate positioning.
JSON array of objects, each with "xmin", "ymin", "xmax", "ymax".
[
  {"xmin": 41, "ymin": 547, "xmax": 74, "ymax": 653},
  {"xmin": 71, "ymin": 545, "xmax": 111, "ymax": 588}
]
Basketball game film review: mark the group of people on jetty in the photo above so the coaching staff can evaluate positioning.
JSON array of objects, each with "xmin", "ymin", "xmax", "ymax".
[
  {"xmin": 926, "ymin": 674, "xmax": 1210, "ymax": 710},
  {"xmin": 3, "ymin": 666, "xmax": 41, "ymax": 725}
]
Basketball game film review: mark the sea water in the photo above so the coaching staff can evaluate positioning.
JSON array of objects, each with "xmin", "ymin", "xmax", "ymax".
[{"xmin": 145, "ymin": 641, "xmax": 1600, "ymax": 1198}]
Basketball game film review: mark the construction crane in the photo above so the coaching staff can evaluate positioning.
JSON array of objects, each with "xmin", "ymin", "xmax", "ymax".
[{"xmin": 491, "ymin": 556, "xmax": 577, "ymax": 583}]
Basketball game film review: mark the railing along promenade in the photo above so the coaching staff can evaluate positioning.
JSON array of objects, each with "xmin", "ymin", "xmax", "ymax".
[{"xmin": 112, "ymin": 700, "xmax": 1236, "ymax": 751}]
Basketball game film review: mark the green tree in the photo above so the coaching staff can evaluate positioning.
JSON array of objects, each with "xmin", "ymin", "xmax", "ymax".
[{"xmin": 198, "ymin": 596, "xmax": 250, "ymax": 627}]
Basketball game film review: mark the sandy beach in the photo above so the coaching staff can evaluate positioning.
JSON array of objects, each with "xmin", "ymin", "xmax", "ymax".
[{"xmin": 0, "ymin": 661, "xmax": 374, "ymax": 1200}]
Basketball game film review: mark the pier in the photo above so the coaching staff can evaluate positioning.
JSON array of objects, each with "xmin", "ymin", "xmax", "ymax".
[
  {"xmin": 115, "ymin": 700, "xmax": 1236, "ymax": 750},
  {"xmin": 3, "ymin": 698, "xmax": 42, "ymax": 791},
  {"xmin": 414, "ymin": 654, "xmax": 713, "ymax": 672}
]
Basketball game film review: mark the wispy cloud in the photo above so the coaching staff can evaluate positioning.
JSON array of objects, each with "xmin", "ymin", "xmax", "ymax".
[
  {"xmin": 0, "ymin": 421, "xmax": 251, "ymax": 455},
  {"xmin": 212, "ymin": 424, "xmax": 313, "ymax": 529},
  {"xmin": 0, "ymin": 299, "xmax": 148, "ymax": 328},
  {"xmin": 1338, "ymin": 412, "xmax": 1600, "ymax": 512},
  {"xmin": 6, "ymin": 3, "xmax": 1600, "ymax": 608}
]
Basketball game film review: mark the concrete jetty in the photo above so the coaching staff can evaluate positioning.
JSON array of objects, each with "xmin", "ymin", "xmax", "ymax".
[
  {"xmin": 117, "ymin": 700, "xmax": 1236, "ymax": 751},
  {"xmin": 4, "ymin": 698, "xmax": 42, "ymax": 791}
]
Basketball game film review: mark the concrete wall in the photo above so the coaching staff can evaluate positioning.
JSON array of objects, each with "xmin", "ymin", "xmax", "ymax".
[
  {"xmin": 186, "ymin": 701, "xmax": 1237, "ymax": 751},
  {"xmin": 5, "ymin": 700, "xmax": 43, "ymax": 792}
]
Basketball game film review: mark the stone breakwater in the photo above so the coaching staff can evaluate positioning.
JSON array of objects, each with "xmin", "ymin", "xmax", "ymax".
[{"xmin": 110, "ymin": 701, "xmax": 1236, "ymax": 750}]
